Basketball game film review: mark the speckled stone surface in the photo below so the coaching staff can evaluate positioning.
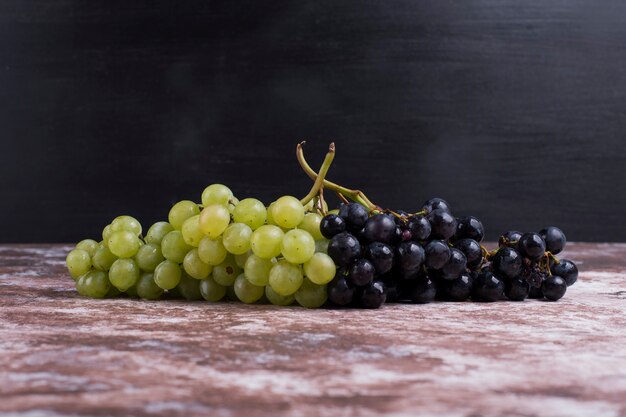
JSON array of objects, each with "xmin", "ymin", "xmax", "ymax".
[{"xmin": 1, "ymin": 243, "xmax": 625, "ymax": 417}]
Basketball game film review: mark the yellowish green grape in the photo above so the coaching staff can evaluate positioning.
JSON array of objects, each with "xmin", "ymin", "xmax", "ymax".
[
  {"xmin": 266, "ymin": 202, "xmax": 276, "ymax": 225},
  {"xmin": 315, "ymin": 239, "xmax": 330, "ymax": 254},
  {"xmin": 109, "ymin": 258, "xmax": 140, "ymax": 291},
  {"xmin": 212, "ymin": 255, "xmax": 241, "ymax": 286},
  {"xmin": 250, "ymin": 225, "xmax": 284, "ymax": 259},
  {"xmin": 76, "ymin": 270, "xmax": 110, "ymax": 299},
  {"xmin": 232, "ymin": 198, "xmax": 267, "ymax": 230},
  {"xmin": 198, "ymin": 236, "xmax": 228, "ymax": 265},
  {"xmin": 135, "ymin": 243, "xmax": 164, "ymax": 272},
  {"xmin": 66, "ymin": 249, "xmax": 92, "ymax": 279},
  {"xmin": 102, "ymin": 224, "xmax": 113, "ymax": 247},
  {"xmin": 136, "ymin": 272, "xmax": 164, "ymax": 300},
  {"xmin": 168, "ymin": 200, "xmax": 200, "ymax": 230},
  {"xmin": 303, "ymin": 199, "xmax": 328, "ymax": 213},
  {"xmin": 244, "ymin": 254, "xmax": 274, "ymax": 286},
  {"xmin": 92, "ymin": 245, "xmax": 117, "ymax": 271},
  {"xmin": 281, "ymin": 229, "xmax": 315, "ymax": 264},
  {"xmin": 181, "ymin": 215, "xmax": 204, "ymax": 247},
  {"xmin": 298, "ymin": 213, "xmax": 324, "ymax": 240},
  {"xmin": 234, "ymin": 250, "xmax": 252, "ymax": 268},
  {"xmin": 176, "ymin": 273, "xmax": 203, "ymax": 300},
  {"xmin": 269, "ymin": 260, "xmax": 303, "ymax": 296},
  {"xmin": 295, "ymin": 277, "xmax": 328, "ymax": 308},
  {"xmin": 75, "ymin": 239, "xmax": 99, "ymax": 257},
  {"xmin": 145, "ymin": 221, "xmax": 175, "ymax": 245},
  {"xmin": 201, "ymin": 184, "xmax": 233, "ymax": 206},
  {"xmin": 110, "ymin": 215, "xmax": 142, "ymax": 236},
  {"xmin": 271, "ymin": 196, "xmax": 305, "ymax": 228},
  {"xmin": 154, "ymin": 260, "xmax": 182, "ymax": 290},
  {"xmin": 199, "ymin": 276, "xmax": 226, "ymax": 302},
  {"xmin": 183, "ymin": 248, "xmax": 212, "ymax": 279},
  {"xmin": 199, "ymin": 204, "xmax": 231, "ymax": 239},
  {"xmin": 161, "ymin": 230, "xmax": 192, "ymax": 263},
  {"xmin": 108, "ymin": 230, "xmax": 141, "ymax": 258},
  {"xmin": 222, "ymin": 223, "xmax": 253, "ymax": 255},
  {"xmin": 303, "ymin": 252, "xmax": 336, "ymax": 285},
  {"xmin": 233, "ymin": 273, "xmax": 264, "ymax": 304},
  {"xmin": 265, "ymin": 285, "xmax": 294, "ymax": 306}
]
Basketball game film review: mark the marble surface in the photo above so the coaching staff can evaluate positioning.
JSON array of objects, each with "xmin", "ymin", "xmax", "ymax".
[{"xmin": 1, "ymin": 243, "xmax": 625, "ymax": 417}]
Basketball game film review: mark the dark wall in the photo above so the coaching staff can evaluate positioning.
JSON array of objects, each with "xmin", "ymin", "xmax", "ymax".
[{"xmin": 2, "ymin": 1, "xmax": 625, "ymax": 243}]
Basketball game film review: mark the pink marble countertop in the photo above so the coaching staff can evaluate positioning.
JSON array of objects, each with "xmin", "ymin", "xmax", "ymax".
[{"xmin": 1, "ymin": 243, "xmax": 625, "ymax": 417}]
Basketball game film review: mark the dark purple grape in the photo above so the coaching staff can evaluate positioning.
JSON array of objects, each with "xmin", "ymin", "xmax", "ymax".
[
  {"xmin": 492, "ymin": 247, "xmax": 523, "ymax": 279},
  {"xmin": 363, "ymin": 214, "xmax": 396, "ymax": 244},
  {"xmin": 422, "ymin": 198, "xmax": 450, "ymax": 214},
  {"xmin": 446, "ymin": 273, "xmax": 473, "ymax": 301},
  {"xmin": 392, "ymin": 226, "xmax": 403, "ymax": 245},
  {"xmin": 408, "ymin": 216, "xmax": 431, "ymax": 240},
  {"xmin": 518, "ymin": 232, "xmax": 546, "ymax": 261},
  {"xmin": 328, "ymin": 275, "xmax": 355, "ymax": 306},
  {"xmin": 427, "ymin": 209, "xmax": 457, "ymax": 240},
  {"xmin": 424, "ymin": 240, "xmax": 451, "ymax": 270},
  {"xmin": 550, "ymin": 259, "xmax": 578, "ymax": 286},
  {"xmin": 320, "ymin": 214, "xmax": 346, "ymax": 239},
  {"xmin": 327, "ymin": 232, "xmax": 361, "ymax": 267},
  {"xmin": 455, "ymin": 216, "xmax": 485, "ymax": 242},
  {"xmin": 472, "ymin": 270, "xmax": 504, "ymax": 302},
  {"xmin": 338, "ymin": 203, "xmax": 369, "ymax": 232},
  {"xmin": 395, "ymin": 241, "xmax": 425, "ymax": 279},
  {"xmin": 542, "ymin": 275, "xmax": 567, "ymax": 301},
  {"xmin": 539, "ymin": 226, "xmax": 566, "ymax": 255},
  {"xmin": 365, "ymin": 242, "xmax": 394, "ymax": 275},
  {"xmin": 498, "ymin": 231, "xmax": 523, "ymax": 247},
  {"xmin": 505, "ymin": 277, "xmax": 529, "ymax": 301},
  {"xmin": 528, "ymin": 286, "xmax": 544, "ymax": 299},
  {"xmin": 441, "ymin": 248, "xmax": 467, "ymax": 280},
  {"xmin": 405, "ymin": 274, "xmax": 437, "ymax": 304},
  {"xmin": 454, "ymin": 238, "xmax": 483, "ymax": 269},
  {"xmin": 348, "ymin": 258, "xmax": 376, "ymax": 287},
  {"xmin": 359, "ymin": 281, "xmax": 386, "ymax": 308}
]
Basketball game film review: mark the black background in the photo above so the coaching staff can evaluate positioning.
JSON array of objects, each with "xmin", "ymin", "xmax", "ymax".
[{"xmin": 2, "ymin": 1, "xmax": 625, "ymax": 243}]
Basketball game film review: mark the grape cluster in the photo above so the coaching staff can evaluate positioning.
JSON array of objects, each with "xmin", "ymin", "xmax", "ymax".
[
  {"xmin": 65, "ymin": 184, "xmax": 337, "ymax": 307},
  {"xmin": 320, "ymin": 199, "xmax": 578, "ymax": 308}
]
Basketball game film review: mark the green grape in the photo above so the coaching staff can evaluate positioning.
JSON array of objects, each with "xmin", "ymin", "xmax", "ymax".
[
  {"xmin": 266, "ymin": 202, "xmax": 276, "ymax": 225},
  {"xmin": 183, "ymin": 248, "xmax": 212, "ymax": 279},
  {"xmin": 281, "ymin": 229, "xmax": 315, "ymax": 264},
  {"xmin": 161, "ymin": 230, "xmax": 192, "ymax": 263},
  {"xmin": 154, "ymin": 260, "xmax": 182, "ymax": 290},
  {"xmin": 225, "ymin": 285, "xmax": 238, "ymax": 301},
  {"xmin": 110, "ymin": 215, "xmax": 142, "ymax": 236},
  {"xmin": 109, "ymin": 258, "xmax": 140, "ymax": 291},
  {"xmin": 303, "ymin": 252, "xmax": 336, "ymax": 285},
  {"xmin": 228, "ymin": 197, "xmax": 239, "ymax": 214},
  {"xmin": 198, "ymin": 236, "xmax": 228, "ymax": 265},
  {"xmin": 234, "ymin": 250, "xmax": 252, "ymax": 268},
  {"xmin": 250, "ymin": 225, "xmax": 284, "ymax": 259},
  {"xmin": 134, "ymin": 243, "xmax": 164, "ymax": 272},
  {"xmin": 102, "ymin": 224, "xmax": 113, "ymax": 246},
  {"xmin": 176, "ymin": 273, "xmax": 203, "ymax": 300},
  {"xmin": 244, "ymin": 254, "xmax": 274, "ymax": 286},
  {"xmin": 232, "ymin": 198, "xmax": 267, "ymax": 230},
  {"xmin": 315, "ymin": 239, "xmax": 330, "ymax": 254},
  {"xmin": 199, "ymin": 276, "xmax": 226, "ymax": 302},
  {"xmin": 201, "ymin": 184, "xmax": 233, "ymax": 207},
  {"xmin": 108, "ymin": 230, "xmax": 141, "ymax": 258},
  {"xmin": 327, "ymin": 209, "xmax": 339, "ymax": 215},
  {"xmin": 106, "ymin": 284, "xmax": 122, "ymax": 298},
  {"xmin": 271, "ymin": 196, "xmax": 304, "ymax": 229},
  {"xmin": 145, "ymin": 221, "xmax": 175, "ymax": 245},
  {"xmin": 222, "ymin": 223, "xmax": 252, "ymax": 255},
  {"xmin": 75, "ymin": 239, "xmax": 99, "ymax": 257},
  {"xmin": 268, "ymin": 260, "xmax": 303, "ymax": 296},
  {"xmin": 298, "ymin": 213, "xmax": 324, "ymax": 241},
  {"xmin": 76, "ymin": 270, "xmax": 110, "ymax": 299},
  {"xmin": 303, "ymin": 199, "xmax": 328, "ymax": 213},
  {"xmin": 233, "ymin": 273, "xmax": 264, "ymax": 304},
  {"xmin": 265, "ymin": 285, "xmax": 295, "ymax": 306},
  {"xmin": 295, "ymin": 277, "xmax": 328, "ymax": 308},
  {"xmin": 168, "ymin": 200, "xmax": 200, "ymax": 230},
  {"xmin": 181, "ymin": 215, "xmax": 204, "ymax": 247},
  {"xmin": 212, "ymin": 255, "xmax": 241, "ymax": 286},
  {"xmin": 66, "ymin": 249, "xmax": 92, "ymax": 279},
  {"xmin": 125, "ymin": 285, "xmax": 138, "ymax": 297},
  {"xmin": 199, "ymin": 204, "xmax": 231, "ymax": 238},
  {"xmin": 92, "ymin": 245, "xmax": 118, "ymax": 271},
  {"xmin": 136, "ymin": 272, "xmax": 164, "ymax": 300}
]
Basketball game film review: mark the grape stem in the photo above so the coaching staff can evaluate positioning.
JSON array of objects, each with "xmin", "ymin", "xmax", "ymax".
[
  {"xmin": 297, "ymin": 142, "xmax": 379, "ymax": 211},
  {"xmin": 299, "ymin": 143, "xmax": 335, "ymax": 206}
]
